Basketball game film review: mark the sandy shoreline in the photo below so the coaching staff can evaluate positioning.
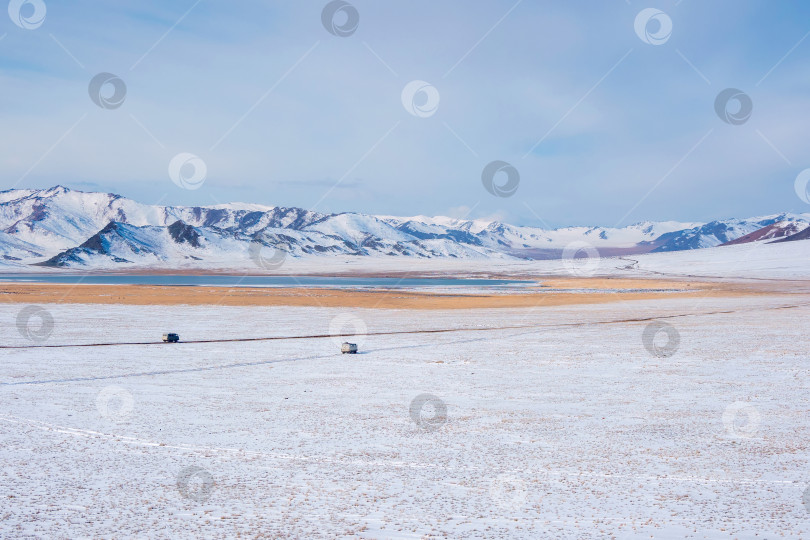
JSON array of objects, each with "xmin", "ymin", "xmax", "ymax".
[{"xmin": 0, "ymin": 278, "xmax": 772, "ymax": 309}]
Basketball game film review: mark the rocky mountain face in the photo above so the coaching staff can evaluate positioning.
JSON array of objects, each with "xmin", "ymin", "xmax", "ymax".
[
  {"xmin": 0, "ymin": 186, "xmax": 807, "ymax": 270},
  {"xmin": 652, "ymin": 215, "xmax": 808, "ymax": 252},
  {"xmin": 720, "ymin": 221, "xmax": 808, "ymax": 246},
  {"xmin": 770, "ymin": 224, "xmax": 810, "ymax": 243}
]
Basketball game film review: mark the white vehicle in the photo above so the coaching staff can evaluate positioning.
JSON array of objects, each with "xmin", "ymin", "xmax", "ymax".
[{"xmin": 341, "ymin": 342, "xmax": 358, "ymax": 354}]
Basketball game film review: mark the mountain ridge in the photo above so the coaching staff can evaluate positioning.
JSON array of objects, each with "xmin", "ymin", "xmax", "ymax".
[{"xmin": 1, "ymin": 186, "xmax": 808, "ymax": 270}]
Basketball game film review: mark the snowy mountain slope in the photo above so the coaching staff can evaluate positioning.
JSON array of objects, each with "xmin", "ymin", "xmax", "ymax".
[
  {"xmin": 770, "ymin": 224, "xmax": 810, "ymax": 243},
  {"xmin": 0, "ymin": 186, "xmax": 316, "ymax": 250},
  {"xmin": 40, "ymin": 222, "xmax": 186, "ymax": 267},
  {"xmin": 720, "ymin": 220, "xmax": 809, "ymax": 246},
  {"xmin": 650, "ymin": 213, "xmax": 809, "ymax": 252},
  {"xmin": 39, "ymin": 219, "xmax": 508, "ymax": 269},
  {"xmin": 381, "ymin": 216, "xmax": 698, "ymax": 251},
  {"xmin": 0, "ymin": 231, "xmax": 47, "ymax": 262},
  {"xmin": 1, "ymin": 186, "xmax": 809, "ymax": 270},
  {"xmin": 0, "ymin": 186, "xmax": 128, "ymax": 251}
]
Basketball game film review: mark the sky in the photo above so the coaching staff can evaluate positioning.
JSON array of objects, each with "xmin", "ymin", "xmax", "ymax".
[{"xmin": 2, "ymin": 0, "xmax": 810, "ymax": 227}]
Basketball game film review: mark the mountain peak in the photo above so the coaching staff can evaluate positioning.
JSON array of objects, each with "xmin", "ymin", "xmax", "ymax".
[{"xmin": 43, "ymin": 185, "xmax": 71, "ymax": 195}]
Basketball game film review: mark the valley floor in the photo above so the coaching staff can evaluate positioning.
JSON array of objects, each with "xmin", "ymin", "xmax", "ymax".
[{"xmin": 1, "ymin": 291, "xmax": 809, "ymax": 538}]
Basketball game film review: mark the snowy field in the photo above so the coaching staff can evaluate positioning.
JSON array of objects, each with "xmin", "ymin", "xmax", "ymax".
[
  {"xmin": 1, "ymin": 294, "xmax": 809, "ymax": 539},
  {"xmin": 197, "ymin": 239, "xmax": 810, "ymax": 281}
]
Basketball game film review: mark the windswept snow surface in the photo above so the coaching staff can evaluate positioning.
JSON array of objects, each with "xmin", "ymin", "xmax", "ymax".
[
  {"xmin": 1, "ymin": 296, "xmax": 809, "ymax": 538},
  {"xmin": 117, "ymin": 238, "xmax": 806, "ymax": 282},
  {"xmin": 627, "ymin": 240, "xmax": 810, "ymax": 279}
]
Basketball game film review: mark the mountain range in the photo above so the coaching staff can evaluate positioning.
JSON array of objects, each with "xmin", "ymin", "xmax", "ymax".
[{"xmin": 0, "ymin": 186, "xmax": 807, "ymax": 270}]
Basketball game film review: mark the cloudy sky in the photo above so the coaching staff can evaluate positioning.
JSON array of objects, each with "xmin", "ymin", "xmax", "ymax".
[{"xmin": 3, "ymin": 0, "xmax": 810, "ymax": 226}]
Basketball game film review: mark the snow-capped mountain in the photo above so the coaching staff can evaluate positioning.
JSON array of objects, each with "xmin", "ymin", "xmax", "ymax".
[
  {"xmin": 0, "ymin": 186, "xmax": 807, "ymax": 270},
  {"xmin": 651, "ymin": 214, "xmax": 810, "ymax": 252},
  {"xmin": 720, "ymin": 220, "xmax": 809, "ymax": 246}
]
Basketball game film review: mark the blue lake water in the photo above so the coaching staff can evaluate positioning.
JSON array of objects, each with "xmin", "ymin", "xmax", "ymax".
[{"xmin": 0, "ymin": 274, "xmax": 530, "ymax": 288}]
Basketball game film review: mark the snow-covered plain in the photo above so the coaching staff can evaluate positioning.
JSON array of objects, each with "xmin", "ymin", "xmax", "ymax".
[
  {"xmin": 128, "ymin": 238, "xmax": 806, "ymax": 281},
  {"xmin": 1, "ymin": 295, "xmax": 809, "ymax": 538}
]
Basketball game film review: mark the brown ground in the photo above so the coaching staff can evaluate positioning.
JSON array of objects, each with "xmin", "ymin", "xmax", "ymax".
[{"xmin": 0, "ymin": 277, "xmax": 775, "ymax": 310}]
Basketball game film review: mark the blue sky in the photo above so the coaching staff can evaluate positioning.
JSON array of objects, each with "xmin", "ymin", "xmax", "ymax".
[{"xmin": 3, "ymin": 0, "xmax": 810, "ymax": 226}]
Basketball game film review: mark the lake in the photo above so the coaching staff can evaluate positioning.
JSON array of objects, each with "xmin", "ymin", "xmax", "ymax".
[{"xmin": 0, "ymin": 274, "xmax": 530, "ymax": 288}]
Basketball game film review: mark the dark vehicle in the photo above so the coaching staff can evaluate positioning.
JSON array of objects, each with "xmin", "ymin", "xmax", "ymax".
[{"xmin": 162, "ymin": 333, "xmax": 180, "ymax": 343}]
